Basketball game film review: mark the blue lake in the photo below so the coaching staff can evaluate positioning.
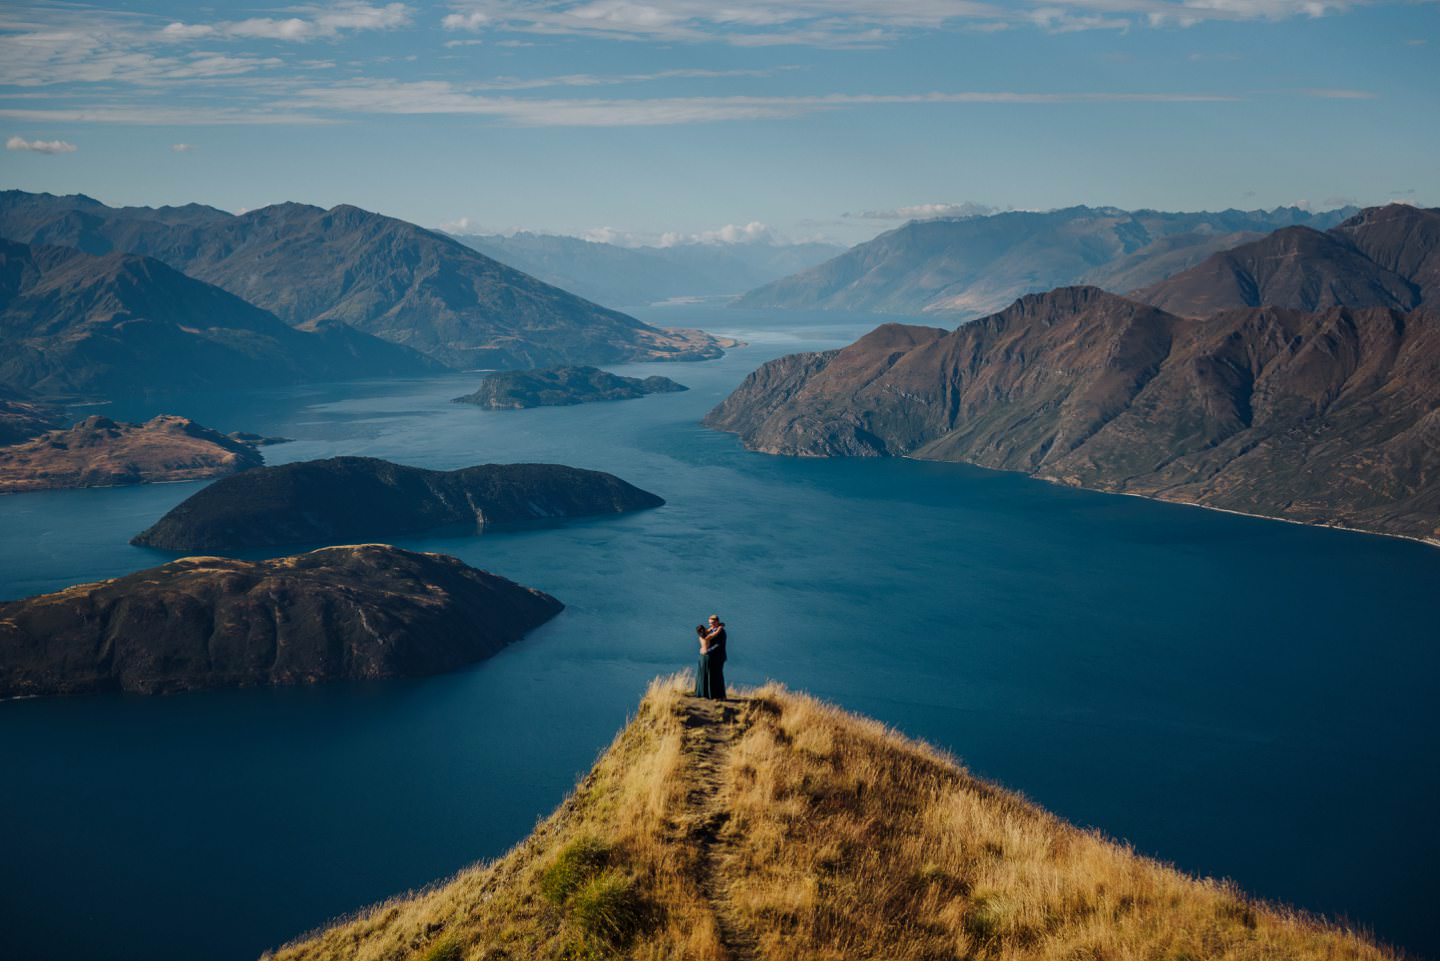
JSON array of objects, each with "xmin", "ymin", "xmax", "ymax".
[{"xmin": 2, "ymin": 308, "xmax": 1438, "ymax": 958}]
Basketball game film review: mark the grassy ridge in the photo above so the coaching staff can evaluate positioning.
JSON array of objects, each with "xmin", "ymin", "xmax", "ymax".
[{"xmin": 271, "ymin": 676, "xmax": 1385, "ymax": 960}]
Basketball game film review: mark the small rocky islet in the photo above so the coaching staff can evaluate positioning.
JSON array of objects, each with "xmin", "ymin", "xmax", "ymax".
[{"xmin": 454, "ymin": 365, "xmax": 687, "ymax": 409}]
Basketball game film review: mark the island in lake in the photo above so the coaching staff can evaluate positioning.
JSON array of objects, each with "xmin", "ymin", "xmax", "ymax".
[
  {"xmin": 273, "ymin": 676, "xmax": 1385, "ymax": 961},
  {"xmin": 132, "ymin": 455, "xmax": 665, "ymax": 551},
  {"xmin": 0, "ymin": 415, "xmax": 276, "ymax": 493},
  {"xmin": 455, "ymin": 365, "xmax": 687, "ymax": 409},
  {"xmin": 0, "ymin": 544, "xmax": 562, "ymax": 698}
]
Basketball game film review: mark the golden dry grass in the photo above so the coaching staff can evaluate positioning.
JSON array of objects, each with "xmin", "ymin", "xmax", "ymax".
[{"xmin": 269, "ymin": 675, "xmax": 1386, "ymax": 960}]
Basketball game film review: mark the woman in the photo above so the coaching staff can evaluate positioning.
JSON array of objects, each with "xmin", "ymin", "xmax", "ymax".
[{"xmin": 694, "ymin": 623, "xmax": 712, "ymax": 699}]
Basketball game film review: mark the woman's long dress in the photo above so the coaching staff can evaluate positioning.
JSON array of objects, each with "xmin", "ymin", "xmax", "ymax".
[{"xmin": 695, "ymin": 649, "xmax": 711, "ymax": 698}]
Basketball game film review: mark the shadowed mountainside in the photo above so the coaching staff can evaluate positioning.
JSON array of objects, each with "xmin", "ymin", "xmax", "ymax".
[
  {"xmin": 131, "ymin": 455, "xmax": 665, "ymax": 551},
  {"xmin": 454, "ymin": 366, "xmax": 686, "ymax": 409},
  {"xmin": 0, "ymin": 238, "xmax": 439, "ymax": 398},
  {"xmin": 0, "ymin": 190, "xmax": 731, "ymax": 370},
  {"xmin": 734, "ymin": 205, "xmax": 1357, "ymax": 318},
  {"xmin": 1133, "ymin": 204, "xmax": 1440, "ymax": 317},
  {"xmin": 272, "ymin": 676, "xmax": 1385, "ymax": 960},
  {"xmin": 0, "ymin": 414, "xmax": 267, "ymax": 492},
  {"xmin": 706, "ymin": 286, "xmax": 1440, "ymax": 544},
  {"xmin": 0, "ymin": 544, "xmax": 562, "ymax": 698},
  {"xmin": 0, "ymin": 390, "xmax": 65, "ymax": 445}
]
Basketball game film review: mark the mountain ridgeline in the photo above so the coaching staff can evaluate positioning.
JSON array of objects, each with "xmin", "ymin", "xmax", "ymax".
[
  {"xmin": 1132, "ymin": 204, "xmax": 1440, "ymax": 316},
  {"xmin": 0, "ymin": 190, "xmax": 730, "ymax": 376},
  {"xmin": 735, "ymin": 205, "xmax": 1359, "ymax": 318},
  {"xmin": 0, "ymin": 238, "xmax": 438, "ymax": 398},
  {"xmin": 708, "ymin": 205, "xmax": 1440, "ymax": 544},
  {"xmin": 131, "ymin": 456, "xmax": 666, "ymax": 551},
  {"xmin": 452, "ymin": 231, "xmax": 845, "ymax": 307},
  {"xmin": 0, "ymin": 545, "xmax": 561, "ymax": 698}
]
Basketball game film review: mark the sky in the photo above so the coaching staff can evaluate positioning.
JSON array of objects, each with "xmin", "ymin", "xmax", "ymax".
[{"xmin": 0, "ymin": 0, "xmax": 1436, "ymax": 246}]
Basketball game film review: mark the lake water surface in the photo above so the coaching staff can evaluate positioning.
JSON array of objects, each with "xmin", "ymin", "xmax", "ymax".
[{"xmin": 2, "ymin": 308, "xmax": 1438, "ymax": 958}]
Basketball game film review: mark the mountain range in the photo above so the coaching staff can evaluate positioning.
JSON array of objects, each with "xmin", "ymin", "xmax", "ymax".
[
  {"xmin": 1133, "ymin": 203, "xmax": 1440, "ymax": 316},
  {"xmin": 0, "ymin": 237, "xmax": 438, "ymax": 398},
  {"xmin": 708, "ymin": 205, "xmax": 1440, "ymax": 544},
  {"xmin": 450, "ymin": 231, "xmax": 845, "ymax": 307},
  {"xmin": 734, "ymin": 205, "xmax": 1359, "ymax": 318},
  {"xmin": 0, "ymin": 190, "xmax": 729, "ymax": 374}
]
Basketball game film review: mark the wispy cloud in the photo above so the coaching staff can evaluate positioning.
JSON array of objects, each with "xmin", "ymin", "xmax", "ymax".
[
  {"xmin": 0, "ymin": 106, "xmax": 327, "ymax": 125},
  {"xmin": 279, "ymin": 79, "xmax": 1241, "ymax": 125},
  {"xmin": 438, "ymin": 0, "xmax": 1373, "ymax": 44},
  {"xmin": 6, "ymin": 134, "xmax": 76, "ymax": 153},
  {"xmin": 660, "ymin": 221, "xmax": 773, "ymax": 245},
  {"xmin": 467, "ymin": 66, "xmax": 798, "ymax": 90},
  {"xmin": 171, "ymin": 142, "xmax": 196, "ymax": 151},
  {"xmin": 844, "ymin": 201, "xmax": 998, "ymax": 220},
  {"xmin": 161, "ymin": 2, "xmax": 411, "ymax": 43}
]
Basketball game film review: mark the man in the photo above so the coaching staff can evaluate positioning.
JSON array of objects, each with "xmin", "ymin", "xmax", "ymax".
[{"xmin": 702, "ymin": 615, "xmax": 727, "ymax": 701}]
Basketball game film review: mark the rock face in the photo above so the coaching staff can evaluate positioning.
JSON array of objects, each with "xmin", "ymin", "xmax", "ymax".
[
  {"xmin": 0, "ymin": 544, "xmax": 562, "ymax": 697},
  {"xmin": 0, "ymin": 414, "xmax": 267, "ymax": 492},
  {"xmin": 734, "ymin": 205, "xmax": 1358, "ymax": 318},
  {"xmin": 706, "ymin": 286, "xmax": 1440, "ymax": 543},
  {"xmin": 0, "ymin": 190, "xmax": 731, "ymax": 370},
  {"xmin": 132, "ymin": 455, "xmax": 666, "ymax": 551},
  {"xmin": 454, "ymin": 366, "xmax": 687, "ymax": 409},
  {"xmin": 0, "ymin": 238, "xmax": 440, "ymax": 399},
  {"xmin": 1133, "ymin": 204, "xmax": 1440, "ymax": 317}
]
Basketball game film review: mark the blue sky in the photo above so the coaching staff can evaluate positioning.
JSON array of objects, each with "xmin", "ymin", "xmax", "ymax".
[{"xmin": 1, "ymin": 0, "xmax": 1435, "ymax": 245}]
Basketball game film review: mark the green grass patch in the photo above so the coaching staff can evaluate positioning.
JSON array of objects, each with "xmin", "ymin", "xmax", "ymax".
[
  {"xmin": 540, "ymin": 835, "xmax": 613, "ymax": 905},
  {"xmin": 571, "ymin": 872, "xmax": 644, "ymax": 948}
]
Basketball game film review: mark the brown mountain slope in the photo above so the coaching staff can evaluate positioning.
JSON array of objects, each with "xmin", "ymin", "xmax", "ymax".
[
  {"xmin": 1133, "ymin": 204, "xmax": 1440, "ymax": 317},
  {"xmin": 706, "ymin": 287, "xmax": 1440, "ymax": 544},
  {"xmin": 272, "ymin": 676, "xmax": 1384, "ymax": 960},
  {"xmin": 1330, "ymin": 203, "xmax": 1440, "ymax": 302},
  {"xmin": 0, "ymin": 414, "xmax": 264, "ymax": 492},
  {"xmin": 0, "ymin": 238, "xmax": 438, "ymax": 398},
  {"xmin": 0, "ymin": 191, "xmax": 730, "ymax": 370}
]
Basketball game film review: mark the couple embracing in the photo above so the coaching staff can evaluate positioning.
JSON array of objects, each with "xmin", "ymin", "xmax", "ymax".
[{"xmin": 694, "ymin": 615, "xmax": 727, "ymax": 700}]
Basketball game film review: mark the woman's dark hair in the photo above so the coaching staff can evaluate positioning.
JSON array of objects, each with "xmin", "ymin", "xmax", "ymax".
[{"xmin": 696, "ymin": 624, "xmax": 708, "ymax": 636}]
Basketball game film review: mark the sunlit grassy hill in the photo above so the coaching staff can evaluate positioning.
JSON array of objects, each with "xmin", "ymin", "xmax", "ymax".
[{"xmin": 271, "ymin": 676, "xmax": 1385, "ymax": 960}]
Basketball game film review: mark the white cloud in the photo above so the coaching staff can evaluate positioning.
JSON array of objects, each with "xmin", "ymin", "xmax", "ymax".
[
  {"xmin": 281, "ymin": 79, "xmax": 1241, "ymax": 126},
  {"xmin": 171, "ymin": 142, "xmax": 195, "ymax": 151},
  {"xmin": 6, "ymin": 135, "xmax": 77, "ymax": 153},
  {"xmin": 440, "ymin": 216, "xmax": 477, "ymax": 232},
  {"xmin": 0, "ymin": 106, "xmax": 326, "ymax": 125},
  {"xmin": 437, "ymin": 0, "xmax": 1371, "ymax": 44},
  {"xmin": 161, "ymin": 2, "xmax": 411, "ymax": 44},
  {"xmin": 660, "ymin": 221, "xmax": 774, "ymax": 245},
  {"xmin": 845, "ymin": 201, "xmax": 997, "ymax": 220}
]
